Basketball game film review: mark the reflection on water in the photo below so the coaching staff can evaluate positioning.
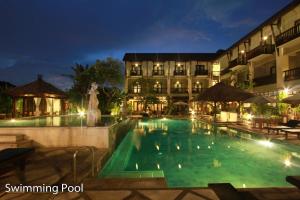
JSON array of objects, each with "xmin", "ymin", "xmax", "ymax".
[{"xmin": 102, "ymin": 118, "xmax": 300, "ymax": 188}]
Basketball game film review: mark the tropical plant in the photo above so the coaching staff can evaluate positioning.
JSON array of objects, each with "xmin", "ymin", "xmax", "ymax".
[
  {"xmin": 277, "ymin": 91, "xmax": 289, "ymax": 115},
  {"xmin": 65, "ymin": 57, "xmax": 124, "ymax": 114}
]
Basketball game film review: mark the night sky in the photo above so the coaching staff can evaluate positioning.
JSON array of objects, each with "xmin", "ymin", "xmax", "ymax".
[{"xmin": 0, "ymin": 0, "xmax": 291, "ymax": 89}]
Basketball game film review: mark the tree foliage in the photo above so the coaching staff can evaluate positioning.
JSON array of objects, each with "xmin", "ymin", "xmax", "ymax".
[{"xmin": 65, "ymin": 57, "xmax": 124, "ymax": 114}]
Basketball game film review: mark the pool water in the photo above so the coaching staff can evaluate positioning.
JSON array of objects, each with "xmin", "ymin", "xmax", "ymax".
[
  {"xmin": 0, "ymin": 115, "xmax": 116, "ymax": 127},
  {"xmin": 100, "ymin": 119, "xmax": 300, "ymax": 188}
]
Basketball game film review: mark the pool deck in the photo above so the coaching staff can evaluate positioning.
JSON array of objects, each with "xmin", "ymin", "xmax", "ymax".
[{"xmin": 199, "ymin": 117, "xmax": 300, "ymax": 145}]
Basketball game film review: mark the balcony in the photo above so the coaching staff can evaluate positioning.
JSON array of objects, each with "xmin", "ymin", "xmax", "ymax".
[
  {"xmin": 253, "ymin": 74, "xmax": 276, "ymax": 87},
  {"xmin": 171, "ymin": 88, "xmax": 188, "ymax": 94},
  {"xmin": 247, "ymin": 44, "xmax": 275, "ymax": 62},
  {"xmin": 152, "ymin": 88, "xmax": 167, "ymax": 94},
  {"xmin": 284, "ymin": 67, "xmax": 300, "ymax": 81},
  {"xmin": 174, "ymin": 70, "xmax": 187, "ymax": 76},
  {"xmin": 128, "ymin": 88, "xmax": 142, "ymax": 94},
  {"xmin": 194, "ymin": 70, "xmax": 208, "ymax": 76},
  {"xmin": 276, "ymin": 23, "xmax": 300, "ymax": 46},
  {"xmin": 228, "ymin": 58, "xmax": 247, "ymax": 71},
  {"xmin": 152, "ymin": 70, "xmax": 165, "ymax": 76},
  {"xmin": 130, "ymin": 70, "xmax": 142, "ymax": 76},
  {"xmin": 192, "ymin": 88, "xmax": 207, "ymax": 94},
  {"xmin": 221, "ymin": 68, "xmax": 231, "ymax": 76}
]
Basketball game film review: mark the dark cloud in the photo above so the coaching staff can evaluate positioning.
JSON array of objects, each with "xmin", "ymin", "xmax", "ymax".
[{"xmin": 0, "ymin": 0, "xmax": 291, "ymax": 88}]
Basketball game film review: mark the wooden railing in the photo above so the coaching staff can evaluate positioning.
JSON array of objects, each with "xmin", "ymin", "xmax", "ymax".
[
  {"xmin": 192, "ymin": 88, "xmax": 207, "ymax": 94},
  {"xmin": 171, "ymin": 88, "xmax": 188, "ymax": 94},
  {"xmin": 194, "ymin": 70, "xmax": 208, "ymax": 76},
  {"xmin": 152, "ymin": 88, "xmax": 167, "ymax": 94},
  {"xmin": 130, "ymin": 70, "xmax": 143, "ymax": 76},
  {"xmin": 246, "ymin": 44, "xmax": 275, "ymax": 60},
  {"xmin": 228, "ymin": 58, "xmax": 247, "ymax": 69},
  {"xmin": 253, "ymin": 74, "xmax": 276, "ymax": 86},
  {"xmin": 284, "ymin": 67, "xmax": 300, "ymax": 81},
  {"xmin": 276, "ymin": 23, "xmax": 300, "ymax": 46},
  {"xmin": 174, "ymin": 70, "xmax": 187, "ymax": 76},
  {"xmin": 152, "ymin": 70, "xmax": 165, "ymax": 76}
]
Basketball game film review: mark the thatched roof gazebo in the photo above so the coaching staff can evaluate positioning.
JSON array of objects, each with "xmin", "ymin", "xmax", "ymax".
[
  {"xmin": 7, "ymin": 75, "xmax": 67, "ymax": 118},
  {"xmin": 197, "ymin": 82, "xmax": 254, "ymax": 102},
  {"xmin": 197, "ymin": 82, "xmax": 255, "ymax": 120}
]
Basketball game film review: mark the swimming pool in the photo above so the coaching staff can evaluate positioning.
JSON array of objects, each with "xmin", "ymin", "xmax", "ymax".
[{"xmin": 100, "ymin": 118, "xmax": 300, "ymax": 188}]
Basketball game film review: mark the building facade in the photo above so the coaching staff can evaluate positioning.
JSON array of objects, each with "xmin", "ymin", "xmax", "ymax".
[
  {"xmin": 123, "ymin": 53, "xmax": 221, "ymax": 114},
  {"xmin": 124, "ymin": 0, "xmax": 300, "ymax": 114},
  {"xmin": 218, "ymin": 0, "xmax": 300, "ymax": 97}
]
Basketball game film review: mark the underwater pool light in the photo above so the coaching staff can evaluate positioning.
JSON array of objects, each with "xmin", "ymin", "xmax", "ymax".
[
  {"xmin": 284, "ymin": 158, "xmax": 292, "ymax": 167},
  {"xmin": 258, "ymin": 140, "xmax": 273, "ymax": 148}
]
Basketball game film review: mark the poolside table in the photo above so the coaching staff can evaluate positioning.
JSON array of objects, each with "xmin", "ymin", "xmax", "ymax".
[
  {"xmin": 281, "ymin": 129, "xmax": 300, "ymax": 139},
  {"xmin": 266, "ymin": 126, "xmax": 291, "ymax": 134}
]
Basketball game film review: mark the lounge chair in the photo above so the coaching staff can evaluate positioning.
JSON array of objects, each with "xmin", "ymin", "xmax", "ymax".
[
  {"xmin": 286, "ymin": 176, "xmax": 300, "ymax": 189},
  {"xmin": 281, "ymin": 129, "xmax": 300, "ymax": 139},
  {"xmin": 266, "ymin": 120, "xmax": 300, "ymax": 134},
  {"xmin": 208, "ymin": 183, "xmax": 258, "ymax": 200},
  {"xmin": 0, "ymin": 148, "xmax": 34, "ymax": 182}
]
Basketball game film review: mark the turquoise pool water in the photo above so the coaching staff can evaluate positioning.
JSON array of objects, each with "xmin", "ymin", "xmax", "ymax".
[
  {"xmin": 100, "ymin": 119, "xmax": 300, "ymax": 188},
  {"xmin": 0, "ymin": 115, "xmax": 116, "ymax": 127}
]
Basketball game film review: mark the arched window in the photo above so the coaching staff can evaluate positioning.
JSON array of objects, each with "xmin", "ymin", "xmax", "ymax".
[
  {"xmin": 174, "ymin": 81, "xmax": 182, "ymax": 93},
  {"xmin": 153, "ymin": 64, "xmax": 164, "ymax": 75},
  {"xmin": 193, "ymin": 81, "xmax": 202, "ymax": 92},
  {"xmin": 154, "ymin": 81, "xmax": 162, "ymax": 93},
  {"xmin": 174, "ymin": 81, "xmax": 182, "ymax": 88},
  {"xmin": 133, "ymin": 82, "xmax": 141, "ymax": 94}
]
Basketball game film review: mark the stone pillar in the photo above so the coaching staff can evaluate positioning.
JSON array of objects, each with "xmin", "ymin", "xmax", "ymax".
[
  {"xmin": 188, "ymin": 77, "xmax": 192, "ymax": 98},
  {"xmin": 276, "ymin": 48, "xmax": 289, "ymax": 89},
  {"xmin": 248, "ymin": 62, "xmax": 254, "ymax": 92},
  {"xmin": 167, "ymin": 77, "xmax": 171, "ymax": 95}
]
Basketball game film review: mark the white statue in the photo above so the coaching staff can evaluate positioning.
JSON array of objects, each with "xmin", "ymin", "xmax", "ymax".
[{"xmin": 87, "ymin": 82, "xmax": 101, "ymax": 126}]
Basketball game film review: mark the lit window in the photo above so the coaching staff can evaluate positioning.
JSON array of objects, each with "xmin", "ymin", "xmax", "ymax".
[{"xmin": 133, "ymin": 82, "xmax": 141, "ymax": 93}]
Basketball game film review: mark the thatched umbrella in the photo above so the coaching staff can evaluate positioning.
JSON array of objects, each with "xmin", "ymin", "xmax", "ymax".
[
  {"xmin": 197, "ymin": 82, "xmax": 254, "ymax": 102},
  {"xmin": 244, "ymin": 95, "xmax": 277, "ymax": 104},
  {"xmin": 282, "ymin": 93, "xmax": 300, "ymax": 105},
  {"xmin": 173, "ymin": 101, "xmax": 188, "ymax": 106},
  {"xmin": 197, "ymin": 82, "xmax": 255, "ymax": 120}
]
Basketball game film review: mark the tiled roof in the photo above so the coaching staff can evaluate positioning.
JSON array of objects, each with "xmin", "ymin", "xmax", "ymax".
[{"xmin": 123, "ymin": 53, "xmax": 219, "ymax": 62}]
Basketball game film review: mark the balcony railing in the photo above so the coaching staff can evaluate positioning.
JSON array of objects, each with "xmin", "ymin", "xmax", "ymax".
[
  {"xmin": 253, "ymin": 74, "xmax": 276, "ymax": 87},
  {"xmin": 171, "ymin": 88, "xmax": 188, "ymax": 94},
  {"xmin": 246, "ymin": 44, "xmax": 275, "ymax": 60},
  {"xmin": 228, "ymin": 58, "xmax": 247, "ymax": 69},
  {"xmin": 152, "ymin": 70, "xmax": 165, "ymax": 76},
  {"xmin": 221, "ymin": 68, "xmax": 231, "ymax": 75},
  {"xmin": 192, "ymin": 88, "xmax": 207, "ymax": 94},
  {"xmin": 194, "ymin": 70, "xmax": 208, "ymax": 76},
  {"xmin": 152, "ymin": 88, "xmax": 167, "ymax": 94},
  {"xmin": 174, "ymin": 70, "xmax": 187, "ymax": 76},
  {"xmin": 128, "ymin": 88, "xmax": 142, "ymax": 94},
  {"xmin": 284, "ymin": 67, "xmax": 300, "ymax": 81},
  {"xmin": 130, "ymin": 70, "xmax": 142, "ymax": 76},
  {"xmin": 276, "ymin": 23, "xmax": 300, "ymax": 46}
]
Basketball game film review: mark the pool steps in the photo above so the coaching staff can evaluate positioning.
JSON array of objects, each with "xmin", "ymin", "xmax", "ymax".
[{"xmin": 0, "ymin": 134, "xmax": 32, "ymax": 150}]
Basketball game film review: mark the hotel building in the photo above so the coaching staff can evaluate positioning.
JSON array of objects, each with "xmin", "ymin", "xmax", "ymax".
[{"xmin": 124, "ymin": 0, "xmax": 300, "ymax": 113}]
